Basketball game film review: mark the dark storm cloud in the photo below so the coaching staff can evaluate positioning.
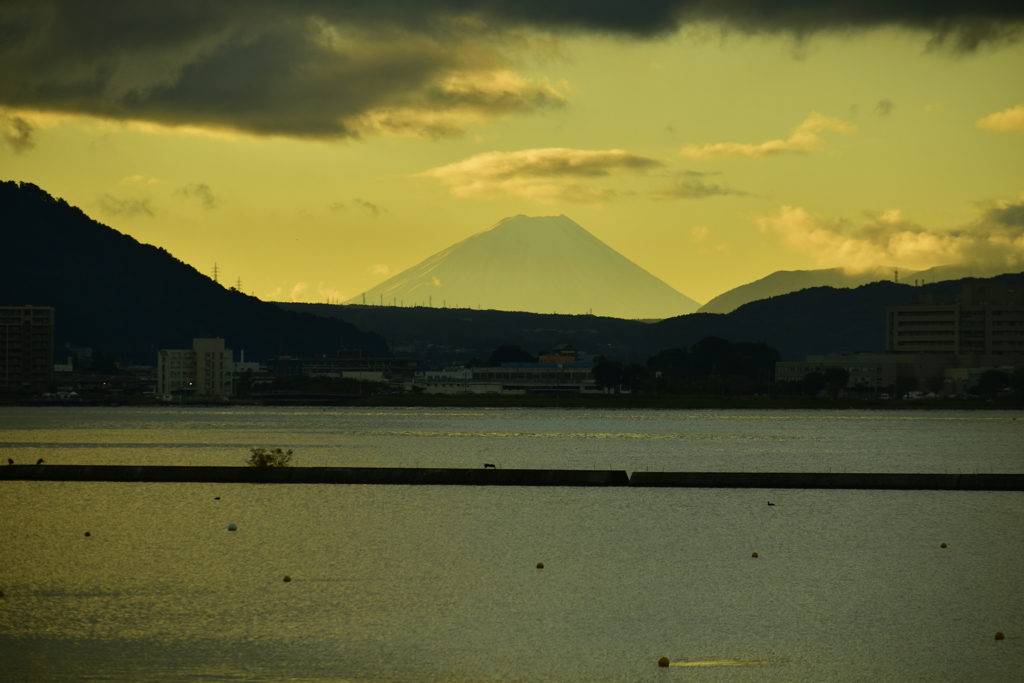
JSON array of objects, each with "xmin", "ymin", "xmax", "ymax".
[
  {"xmin": 0, "ymin": 112, "xmax": 36, "ymax": 152},
  {"xmin": 0, "ymin": 1, "xmax": 1020, "ymax": 139},
  {"xmin": 988, "ymin": 200, "xmax": 1024, "ymax": 226},
  {"xmin": 353, "ymin": 198, "xmax": 386, "ymax": 216},
  {"xmin": 176, "ymin": 182, "xmax": 219, "ymax": 209},
  {"xmin": 874, "ymin": 99, "xmax": 895, "ymax": 116},
  {"xmin": 650, "ymin": 178, "xmax": 747, "ymax": 200},
  {"xmin": 97, "ymin": 193, "xmax": 155, "ymax": 217}
]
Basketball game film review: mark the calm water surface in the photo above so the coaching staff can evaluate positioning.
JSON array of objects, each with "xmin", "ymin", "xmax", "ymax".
[{"xmin": 1, "ymin": 407, "xmax": 1022, "ymax": 682}]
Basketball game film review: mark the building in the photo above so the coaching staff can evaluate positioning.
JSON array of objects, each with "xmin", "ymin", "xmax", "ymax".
[
  {"xmin": 777, "ymin": 282, "xmax": 1024, "ymax": 396},
  {"xmin": 418, "ymin": 343, "xmax": 598, "ymax": 394},
  {"xmin": 471, "ymin": 363, "xmax": 597, "ymax": 394},
  {"xmin": 266, "ymin": 350, "xmax": 421, "ymax": 384},
  {"xmin": 1, "ymin": 305, "xmax": 54, "ymax": 392},
  {"xmin": 775, "ymin": 353, "xmax": 954, "ymax": 390},
  {"xmin": 157, "ymin": 338, "xmax": 235, "ymax": 398},
  {"xmin": 886, "ymin": 282, "xmax": 1024, "ymax": 357}
]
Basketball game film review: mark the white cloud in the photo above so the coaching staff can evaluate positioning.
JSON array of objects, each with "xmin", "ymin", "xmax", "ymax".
[
  {"xmin": 977, "ymin": 104, "xmax": 1024, "ymax": 132},
  {"xmin": 317, "ymin": 282, "xmax": 346, "ymax": 302},
  {"xmin": 370, "ymin": 264, "xmax": 391, "ymax": 275},
  {"xmin": 348, "ymin": 71, "xmax": 568, "ymax": 139},
  {"xmin": 757, "ymin": 197, "xmax": 1024, "ymax": 273},
  {"xmin": 421, "ymin": 147, "xmax": 662, "ymax": 203},
  {"xmin": 680, "ymin": 112, "xmax": 856, "ymax": 159},
  {"xmin": 120, "ymin": 175, "xmax": 160, "ymax": 185},
  {"xmin": 690, "ymin": 225, "xmax": 710, "ymax": 242},
  {"xmin": 290, "ymin": 282, "xmax": 309, "ymax": 301}
]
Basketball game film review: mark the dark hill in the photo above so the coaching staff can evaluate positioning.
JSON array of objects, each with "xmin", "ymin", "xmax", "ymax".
[
  {"xmin": 277, "ymin": 303, "xmax": 652, "ymax": 364},
  {"xmin": 283, "ymin": 272, "xmax": 1023, "ymax": 363},
  {"xmin": 647, "ymin": 274, "xmax": 1023, "ymax": 360},
  {"xmin": 1, "ymin": 181, "xmax": 387, "ymax": 364}
]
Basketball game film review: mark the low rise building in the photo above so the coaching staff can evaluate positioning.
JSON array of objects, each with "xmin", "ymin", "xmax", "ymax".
[
  {"xmin": 157, "ymin": 338, "xmax": 235, "ymax": 398},
  {"xmin": 775, "ymin": 353, "xmax": 954, "ymax": 390},
  {"xmin": 266, "ymin": 350, "xmax": 420, "ymax": 384}
]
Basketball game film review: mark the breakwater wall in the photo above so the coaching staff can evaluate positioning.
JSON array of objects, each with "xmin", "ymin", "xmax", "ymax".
[
  {"xmin": 628, "ymin": 471, "xmax": 1024, "ymax": 491},
  {"xmin": 0, "ymin": 465, "xmax": 629, "ymax": 487},
  {"xmin": 1, "ymin": 465, "xmax": 1022, "ymax": 490}
]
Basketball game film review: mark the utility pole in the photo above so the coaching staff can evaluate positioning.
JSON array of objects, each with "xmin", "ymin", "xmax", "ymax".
[
  {"xmin": 235, "ymin": 276, "xmax": 242, "ymax": 290},
  {"xmin": 212, "ymin": 263, "xmax": 219, "ymax": 283},
  {"xmin": 362, "ymin": 293, "xmax": 366, "ymax": 305}
]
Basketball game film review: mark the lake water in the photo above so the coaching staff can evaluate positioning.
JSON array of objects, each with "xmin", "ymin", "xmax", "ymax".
[{"xmin": 1, "ymin": 407, "xmax": 1022, "ymax": 682}]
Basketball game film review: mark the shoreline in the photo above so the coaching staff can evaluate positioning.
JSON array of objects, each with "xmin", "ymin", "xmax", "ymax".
[{"xmin": 4, "ymin": 394, "xmax": 1021, "ymax": 410}]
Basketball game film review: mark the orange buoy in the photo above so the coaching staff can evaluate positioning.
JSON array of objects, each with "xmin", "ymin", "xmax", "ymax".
[
  {"xmin": 751, "ymin": 552, "xmax": 758, "ymax": 558},
  {"xmin": 658, "ymin": 657, "xmax": 670, "ymax": 667},
  {"xmin": 940, "ymin": 543, "xmax": 947, "ymax": 548},
  {"xmin": 283, "ymin": 576, "xmax": 292, "ymax": 583},
  {"xmin": 84, "ymin": 532, "xmax": 91, "ymax": 537},
  {"xmin": 995, "ymin": 631, "xmax": 1005, "ymax": 640},
  {"xmin": 536, "ymin": 563, "xmax": 544, "ymax": 569}
]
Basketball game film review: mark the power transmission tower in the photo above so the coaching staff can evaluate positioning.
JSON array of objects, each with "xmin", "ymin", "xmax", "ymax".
[
  {"xmin": 236, "ymin": 276, "xmax": 242, "ymax": 290},
  {"xmin": 212, "ymin": 263, "xmax": 220, "ymax": 283}
]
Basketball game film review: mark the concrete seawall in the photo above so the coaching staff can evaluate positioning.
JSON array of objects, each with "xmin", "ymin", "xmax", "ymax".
[
  {"xmin": 1, "ymin": 466, "xmax": 1021, "ymax": 490},
  {"xmin": 0, "ymin": 465, "xmax": 630, "ymax": 487},
  {"xmin": 628, "ymin": 471, "xmax": 1024, "ymax": 491}
]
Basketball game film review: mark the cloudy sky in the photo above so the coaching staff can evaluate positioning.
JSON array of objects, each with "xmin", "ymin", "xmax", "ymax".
[{"xmin": 2, "ymin": 1, "xmax": 1022, "ymax": 306}]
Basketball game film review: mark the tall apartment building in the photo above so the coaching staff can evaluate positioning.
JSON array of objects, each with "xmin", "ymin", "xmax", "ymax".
[
  {"xmin": 886, "ymin": 283, "xmax": 1024, "ymax": 358},
  {"xmin": 0, "ymin": 305, "xmax": 55, "ymax": 392},
  {"xmin": 157, "ymin": 338, "xmax": 235, "ymax": 398}
]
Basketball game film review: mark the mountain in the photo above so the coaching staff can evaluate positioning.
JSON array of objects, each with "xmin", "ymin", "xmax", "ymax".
[
  {"xmin": 285, "ymin": 271, "xmax": 1023, "ymax": 363},
  {"xmin": 655, "ymin": 272, "xmax": 1024, "ymax": 359},
  {"xmin": 699, "ymin": 263, "xmax": 1017, "ymax": 314},
  {"xmin": 0, "ymin": 181, "xmax": 387, "ymax": 364},
  {"xmin": 343, "ymin": 214, "xmax": 701, "ymax": 319},
  {"xmin": 697, "ymin": 267, "xmax": 894, "ymax": 314},
  {"xmin": 280, "ymin": 302, "xmax": 653, "ymax": 364}
]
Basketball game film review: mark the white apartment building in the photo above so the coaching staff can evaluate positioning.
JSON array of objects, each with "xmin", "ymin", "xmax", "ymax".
[{"xmin": 157, "ymin": 338, "xmax": 235, "ymax": 398}]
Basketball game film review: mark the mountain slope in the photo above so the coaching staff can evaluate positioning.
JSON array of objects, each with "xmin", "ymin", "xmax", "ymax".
[
  {"xmin": 699, "ymin": 263, "xmax": 1017, "ymax": 314},
  {"xmin": 288, "ymin": 272, "xmax": 1024, "ymax": 363},
  {"xmin": 1, "ymin": 181, "xmax": 386, "ymax": 364},
  {"xmin": 652, "ymin": 273, "xmax": 1024, "ymax": 359},
  {"xmin": 698, "ymin": 267, "xmax": 896, "ymax": 314},
  {"xmin": 343, "ymin": 214, "xmax": 700, "ymax": 319}
]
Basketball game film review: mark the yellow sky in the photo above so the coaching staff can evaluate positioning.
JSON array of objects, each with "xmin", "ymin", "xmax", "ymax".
[{"xmin": 2, "ymin": 20, "xmax": 1022, "ymax": 305}]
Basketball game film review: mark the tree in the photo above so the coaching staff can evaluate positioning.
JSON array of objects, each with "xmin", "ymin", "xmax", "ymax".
[
  {"xmin": 592, "ymin": 359, "xmax": 623, "ymax": 393},
  {"xmin": 823, "ymin": 367, "xmax": 850, "ymax": 400},
  {"xmin": 487, "ymin": 345, "xmax": 536, "ymax": 366},
  {"xmin": 1011, "ymin": 366, "xmax": 1024, "ymax": 395},
  {"xmin": 802, "ymin": 371, "xmax": 826, "ymax": 397},
  {"xmin": 895, "ymin": 372, "xmax": 918, "ymax": 398},
  {"xmin": 620, "ymin": 363, "xmax": 650, "ymax": 393},
  {"xmin": 925, "ymin": 375, "xmax": 946, "ymax": 398},
  {"xmin": 976, "ymin": 370, "xmax": 1009, "ymax": 398},
  {"xmin": 247, "ymin": 447, "xmax": 293, "ymax": 467}
]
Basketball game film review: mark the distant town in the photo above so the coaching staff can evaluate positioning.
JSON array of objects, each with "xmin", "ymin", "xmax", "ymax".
[{"xmin": 3, "ymin": 281, "xmax": 1022, "ymax": 405}]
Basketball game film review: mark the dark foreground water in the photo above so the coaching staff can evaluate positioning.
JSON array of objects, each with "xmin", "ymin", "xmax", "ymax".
[{"xmin": 1, "ymin": 407, "xmax": 1022, "ymax": 682}]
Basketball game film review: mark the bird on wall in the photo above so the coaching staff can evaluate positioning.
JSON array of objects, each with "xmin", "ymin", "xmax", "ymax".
[
  {"xmin": 7, "ymin": 459, "xmax": 12, "ymax": 465},
  {"xmin": 36, "ymin": 458, "xmax": 44, "ymax": 465}
]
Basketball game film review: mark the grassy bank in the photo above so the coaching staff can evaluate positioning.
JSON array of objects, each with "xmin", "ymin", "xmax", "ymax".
[{"xmin": 3, "ymin": 393, "xmax": 1020, "ymax": 410}]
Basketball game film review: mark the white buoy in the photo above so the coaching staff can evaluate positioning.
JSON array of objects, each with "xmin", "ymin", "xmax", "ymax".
[{"xmin": 227, "ymin": 523, "xmax": 238, "ymax": 531}]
